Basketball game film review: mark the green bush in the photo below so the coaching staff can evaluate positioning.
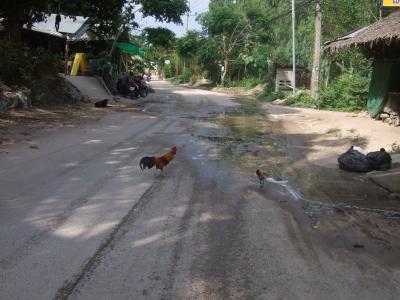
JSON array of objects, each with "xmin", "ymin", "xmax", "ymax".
[
  {"xmin": 163, "ymin": 60, "xmax": 176, "ymax": 78},
  {"xmin": 257, "ymin": 85, "xmax": 289, "ymax": 102},
  {"xmin": 226, "ymin": 77, "xmax": 262, "ymax": 90},
  {"xmin": 286, "ymin": 90, "xmax": 317, "ymax": 107},
  {"xmin": 318, "ymin": 72, "xmax": 370, "ymax": 111},
  {"xmin": 0, "ymin": 40, "xmax": 59, "ymax": 86},
  {"xmin": 177, "ymin": 68, "xmax": 192, "ymax": 83}
]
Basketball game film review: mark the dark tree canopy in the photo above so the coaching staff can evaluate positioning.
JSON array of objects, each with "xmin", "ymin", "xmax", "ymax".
[
  {"xmin": 142, "ymin": 27, "xmax": 176, "ymax": 49},
  {"xmin": 139, "ymin": 0, "xmax": 189, "ymax": 24}
]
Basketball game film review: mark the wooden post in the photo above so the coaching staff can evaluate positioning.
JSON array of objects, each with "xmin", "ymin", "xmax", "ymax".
[
  {"xmin": 311, "ymin": 0, "xmax": 322, "ymax": 99},
  {"xmin": 64, "ymin": 43, "xmax": 69, "ymax": 75}
]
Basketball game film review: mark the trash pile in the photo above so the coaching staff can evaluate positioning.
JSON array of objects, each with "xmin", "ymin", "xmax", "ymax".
[{"xmin": 338, "ymin": 146, "xmax": 392, "ymax": 172}]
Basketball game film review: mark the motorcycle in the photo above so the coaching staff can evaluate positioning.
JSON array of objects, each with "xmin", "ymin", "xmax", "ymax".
[{"xmin": 129, "ymin": 75, "xmax": 148, "ymax": 99}]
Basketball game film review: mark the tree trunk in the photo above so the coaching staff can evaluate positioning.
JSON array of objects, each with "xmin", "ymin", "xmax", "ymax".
[
  {"xmin": 324, "ymin": 60, "xmax": 331, "ymax": 87},
  {"xmin": 221, "ymin": 55, "xmax": 228, "ymax": 87}
]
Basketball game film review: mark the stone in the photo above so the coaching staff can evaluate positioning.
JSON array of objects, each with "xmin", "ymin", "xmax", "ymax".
[
  {"xmin": 395, "ymin": 117, "xmax": 400, "ymax": 127},
  {"xmin": 380, "ymin": 113, "xmax": 389, "ymax": 120},
  {"xmin": 384, "ymin": 118, "xmax": 393, "ymax": 124},
  {"xmin": 0, "ymin": 88, "xmax": 31, "ymax": 112},
  {"xmin": 383, "ymin": 106, "xmax": 393, "ymax": 114},
  {"xmin": 272, "ymin": 98, "xmax": 287, "ymax": 105}
]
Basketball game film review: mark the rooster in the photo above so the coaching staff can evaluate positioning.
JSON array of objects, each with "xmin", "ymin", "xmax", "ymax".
[
  {"xmin": 139, "ymin": 146, "xmax": 177, "ymax": 175},
  {"xmin": 256, "ymin": 169, "xmax": 267, "ymax": 187}
]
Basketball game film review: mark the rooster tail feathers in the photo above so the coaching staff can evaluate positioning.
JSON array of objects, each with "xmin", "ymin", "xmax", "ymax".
[{"xmin": 139, "ymin": 157, "xmax": 155, "ymax": 170}]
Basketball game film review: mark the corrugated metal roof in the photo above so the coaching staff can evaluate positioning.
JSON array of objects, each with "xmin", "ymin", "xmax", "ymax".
[
  {"xmin": 29, "ymin": 14, "xmax": 88, "ymax": 36},
  {"xmin": 28, "ymin": 26, "xmax": 65, "ymax": 38}
]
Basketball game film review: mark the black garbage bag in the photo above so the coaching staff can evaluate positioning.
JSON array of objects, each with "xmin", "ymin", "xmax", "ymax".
[
  {"xmin": 338, "ymin": 146, "xmax": 372, "ymax": 172},
  {"xmin": 366, "ymin": 148, "xmax": 392, "ymax": 171}
]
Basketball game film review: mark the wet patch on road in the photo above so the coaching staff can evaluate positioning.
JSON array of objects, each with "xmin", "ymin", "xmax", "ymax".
[{"xmin": 141, "ymin": 88, "xmax": 400, "ymax": 254}]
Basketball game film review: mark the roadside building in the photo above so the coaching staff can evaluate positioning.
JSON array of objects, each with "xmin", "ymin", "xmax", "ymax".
[
  {"xmin": 324, "ymin": 9, "xmax": 400, "ymax": 126},
  {"xmin": 275, "ymin": 64, "xmax": 310, "ymax": 92}
]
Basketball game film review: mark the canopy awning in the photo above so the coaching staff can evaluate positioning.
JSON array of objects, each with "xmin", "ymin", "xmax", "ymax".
[{"xmin": 116, "ymin": 42, "xmax": 145, "ymax": 57}]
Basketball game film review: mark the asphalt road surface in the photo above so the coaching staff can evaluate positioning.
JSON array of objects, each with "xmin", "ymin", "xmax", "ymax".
[{"xmin": 1, "ymin": 81, "xmax": 399, "ymax": 299}]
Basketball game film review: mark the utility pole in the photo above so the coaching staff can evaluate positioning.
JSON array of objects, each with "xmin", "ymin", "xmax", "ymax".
[
  {"xmin": 311, "ymin": 0, "xmax": 322, "ymax": 99},
  {"xmin": 291, "ymin": 0, "xmax": 296, "ymax": 96}
]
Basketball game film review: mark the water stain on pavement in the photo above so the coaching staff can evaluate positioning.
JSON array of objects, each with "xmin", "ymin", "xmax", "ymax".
[{"xmin": 140, "ymin": 90, "xmax": 400, "ymax": 253}]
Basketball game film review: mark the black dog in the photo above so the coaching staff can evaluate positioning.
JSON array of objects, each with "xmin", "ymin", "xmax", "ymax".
[
  {"xmin": 139, "ymin": 156, "xmax": 155, "ymax": 170},
  {"xmin": 94, "ymin": 99, "xmax": 108, "ymax": 107}
]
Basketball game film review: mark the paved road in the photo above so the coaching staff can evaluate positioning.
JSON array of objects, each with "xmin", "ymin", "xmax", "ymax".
[{"xmin": 1, "ymin": 81, "xmax": 399, "ymax": 299}]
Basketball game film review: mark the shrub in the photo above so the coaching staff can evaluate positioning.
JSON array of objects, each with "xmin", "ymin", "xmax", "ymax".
[
  {"xmin": 257, "ymin": 85, "xmax": 289, "ymax": 102},
  {"xmin": 177, "ymin": 68, "xmax": 192, "ymax": 83},
  {"xmin": 226, "ymin": 77, "xmax": 262, "ymax": 90},
  {"xmin": 163, "ymin": 59, "xmax": 176, "ymax": 79},
  {"xmin": 286, "ymin": 90, "xmax": 317, "ymax": 107},
  {"xmin": 0, "ymin": 40, "xmax": 59, "ymax": 86},
  {"xmin": 318, "ymin": 72, "xmax": 370, "ymax": 111}
]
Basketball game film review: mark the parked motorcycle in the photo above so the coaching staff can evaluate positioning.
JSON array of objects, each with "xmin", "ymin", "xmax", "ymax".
[{"xmin": 129, "ymin": 75, "xmax": 148, "ymax": 99}]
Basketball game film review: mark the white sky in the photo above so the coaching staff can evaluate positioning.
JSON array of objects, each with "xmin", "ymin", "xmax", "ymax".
[{"xmin": 135, "ymin": 0, "xmax": 209, "ymax": 37}]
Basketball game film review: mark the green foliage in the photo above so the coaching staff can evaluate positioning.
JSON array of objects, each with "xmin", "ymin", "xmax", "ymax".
[
  {"xmin": 0, "ymin": 41, "xmax": 59, "ymax": 85},
  {"xmin": 176, "ymin": 31, "xmax": 201, "ymax": 60},
  {"xmin": 226, "ymin": 78, "xmax": 262, "ymax": 90},
  {"xmin": 0, "ymin": 40, "xmax": 83, "ymax": 105},
  {"xmin": 97, "ymin": 51, "xmax": 112, "ymax": 74},
  {"xmin": 258, "ymin": 89, "xmax": 289, "ymax": 102},
  {"xmin": 177, "ymin": 68, "xmax": 192, "ymax": 83},
  {"xmin": 142, "ymin": 27, "xmax": 176, "ymax": 48},
  {"xmin": 139, "ymin": 0, "xmax": 189, "ymax": 24},
  {"xmin": 318, "ymin": 72, "xmax": 370, "ymax": 111},
  {"xmin": 163, "ymin": 59, "xmax": 176, "ymax": 78},
  {"xmin": 283, "ymin": 73, "xmax": 370, "ymax": 112},
  {"xmin": 286, "ymin": 90, "xmax": 316, "ymax": 108}
]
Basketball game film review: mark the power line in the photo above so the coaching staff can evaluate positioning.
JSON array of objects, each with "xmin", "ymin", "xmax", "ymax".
[{"xmin": 265, "ymin": 0, "xmax": 314, "ymax": 24}]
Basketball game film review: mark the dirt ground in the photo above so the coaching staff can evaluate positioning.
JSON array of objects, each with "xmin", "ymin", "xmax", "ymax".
[
  {"xmin": 0, "ymin": 100, "xmax": 140, "ymax": 149},
  {"xmin": 263, "ymin": 103, "xmax": 400, "ymax": 167}
]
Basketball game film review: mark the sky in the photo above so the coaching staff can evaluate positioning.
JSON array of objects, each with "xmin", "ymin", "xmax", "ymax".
[{"xmin": 135, "ymin": 0, "xmax": 210, "ymax": 37}]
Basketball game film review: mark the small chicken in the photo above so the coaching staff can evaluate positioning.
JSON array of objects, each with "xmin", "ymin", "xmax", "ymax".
[
  {"xmin": 140, "ymin": 146, "xmax": 177, "ymax": 175},
  {"xmin": 256, "ymin": 169, "xmax": 267, "ymax": 187}
]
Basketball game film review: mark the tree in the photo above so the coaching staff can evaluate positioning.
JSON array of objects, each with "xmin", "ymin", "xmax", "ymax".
[
  {"xmin": 0, "ymin": 0, "xmax": 189, "ymax": 43},
  {"xmin": 141, "ymin": 27, "xmax": 176, "ymax": 76},
  {"xmin": 142, "ymin": 27, "xmax": 176, "ymax": 49},
  {"xmin": 176, "ymin": 31, "xmax": 202, "ymax": 65},
  {"xmin": 199, "ymin": 4, "xmax": 250, "ymax": 86}
]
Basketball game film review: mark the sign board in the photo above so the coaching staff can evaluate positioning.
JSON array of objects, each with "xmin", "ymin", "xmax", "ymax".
[{"xmin": 383, "ymin": 0, "xmax": 400, "ymax": 6}]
